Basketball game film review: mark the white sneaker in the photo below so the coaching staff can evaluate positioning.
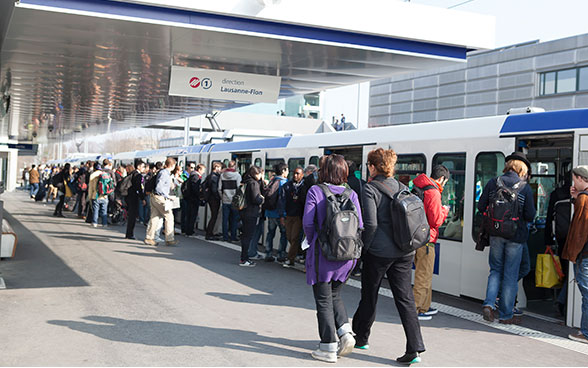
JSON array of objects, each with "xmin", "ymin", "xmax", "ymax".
[
  {"xmin": 311, "ymin": 349, "xmax": 337, "ymax": 363},
  {"xmin": 338, "ymin": 333, "xmax": 355, "ymax": 357},
  {"xmin": 154, "ymin": 237, "xmax": 164, "ymax": 243},
  {"xmin": 92, "ymin": 223, "xmax": 98, "ymax": 228},
  {"xmin": 250, "ymin": 253, "xmax": 265, "ymax": 260}
]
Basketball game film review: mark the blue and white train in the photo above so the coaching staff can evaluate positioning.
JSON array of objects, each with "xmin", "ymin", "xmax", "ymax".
[{"xmin": 102, "ymin": 108, "xmax": 588, "ymax": 328}]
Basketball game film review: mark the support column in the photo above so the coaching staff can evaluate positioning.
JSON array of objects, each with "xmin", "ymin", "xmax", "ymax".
[{"xmin": 183, "ymin": 117, "xmax": 190, "ymax": 146}]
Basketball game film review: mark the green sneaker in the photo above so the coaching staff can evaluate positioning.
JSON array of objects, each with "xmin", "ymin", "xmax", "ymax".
[
  {"xmin": 354, "ymin": 344, "xmax": 369, "ymax": 350},
  {"xmin": 397, "ymin": 352, "xmax": 421, "ymax": 365}
]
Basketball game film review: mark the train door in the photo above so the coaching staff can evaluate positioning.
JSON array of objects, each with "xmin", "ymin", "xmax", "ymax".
[
  {"xmin": 233, "ymin": 152, "xmax": 253, "ymax": 177},
  {"xmin": 569, "ymin": 131, "xmax": 588, "ymax": 328},
  {"xmin": 323, "ymin": 145, "xmax": 367, "ymax": 180},
  {"xmin": 516, "ymin": 134, "xmax": 573, "ymax": 321},
  {"xmin": 206, "ymin": 150, "xmax": 231, "ymax": 233}
]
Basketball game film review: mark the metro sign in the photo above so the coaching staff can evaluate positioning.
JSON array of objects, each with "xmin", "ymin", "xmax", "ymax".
[{"xmin": 189, "ymin": 77, "xmax": 200, "ymax": 88}]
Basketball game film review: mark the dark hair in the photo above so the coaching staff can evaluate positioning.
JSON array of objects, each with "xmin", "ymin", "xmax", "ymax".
[
  {"xmin": 247, "ymin": 165, "xmax": 263, "ymax": 179},
  {"xmin": 346, "ymin": 160, "xmax": 357, "ymax": 173},
  {"xmin": 155, "ymin": 161, "xmax": 163, "ymax": 170},
  {"xmin": 149, "ymin": 163, "xmax": 155, "ymax": 170},
  {"xmin": 135, "ymin": 160, "xmax": 145, "ymax": 167},
  {"xmin": 102, "ymin": 158, "xmax": 110, "ymax": 166},
  {"xmin": 431, "ymin": 165, "xmax": 451, "ymax": 181},
  {"xmin": 31, "ymin": 164, "xmax": 36, "ymax": 169},
  {"xmin": 274, "ymin": 162, "xmax": 288, "ymax": 175},
  {"xmin": 319, "ymin": 154, "xmax": 348, "ymax": 185}
]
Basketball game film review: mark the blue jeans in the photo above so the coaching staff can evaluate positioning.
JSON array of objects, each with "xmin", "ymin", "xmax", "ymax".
[
  {"xmin": 222, "ymin": 203, "xmax": 239, "ymax": 241},
  {"xmin": 518, "ymin": 243, "xmax": 531, "ymax": 280},
  {"xmin": 265, "ymin": 217, "xmax": 287, "ymax": 258},
  {"xmin": 483, "ymin": 236, "xmax": 523, "ymax": 320},
  {"xmin": 574, "ymin": 257, "xmax": 588, "ymax": 338},
  {"xmin": 249, "ymin": 217, "xmax": 265, "ymax": 258},
  {"xmin": 92, "ymin": 198, "xmax": 109, "ymax": 225},
  {"xmin": 139, "ymin": 195, "xmax": 150, "ymax": 224},
  {"xmin": 30, "ymin": 183, "xmax": 39, "ymax": 197}
]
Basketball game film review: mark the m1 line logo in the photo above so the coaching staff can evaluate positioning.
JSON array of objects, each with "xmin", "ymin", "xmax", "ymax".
[{"xmin": 189, "ymin": 77, "xmax": 200, "ymax": 88}]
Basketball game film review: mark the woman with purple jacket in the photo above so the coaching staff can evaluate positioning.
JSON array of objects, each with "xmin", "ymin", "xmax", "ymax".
[{"xmin": 302, "ymin": 154, "xmax": 363, "ymax": 363}]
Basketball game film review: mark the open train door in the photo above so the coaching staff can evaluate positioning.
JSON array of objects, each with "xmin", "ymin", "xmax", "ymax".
[
  {"xmin": 569, "ymin": 130, "xmax": 588, "ymax": 328},
  {"xmin": 202, "ymin": 145, "xmax": 231, "ymax": 233}
]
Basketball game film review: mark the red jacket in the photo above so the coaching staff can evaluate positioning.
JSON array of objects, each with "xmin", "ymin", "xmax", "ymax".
[{"xmin": 413, "ymin": 174, "xmax": 449, "ymax": 243}]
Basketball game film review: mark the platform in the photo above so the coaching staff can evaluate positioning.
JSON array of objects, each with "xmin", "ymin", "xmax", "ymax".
[{"xmin": 0, "ymin": 191, "xmax": 586, "ymax": 366}]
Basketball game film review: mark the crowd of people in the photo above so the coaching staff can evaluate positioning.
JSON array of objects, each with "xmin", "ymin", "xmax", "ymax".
[{"xmin": 20, "ymin": 148, "xmax": 588, "ymax": 362}]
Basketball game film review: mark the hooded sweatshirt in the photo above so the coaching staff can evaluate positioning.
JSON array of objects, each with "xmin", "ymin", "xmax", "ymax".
[
  {"xmin": 218, "ymin": 169, "xmax": 242, "ymax": 204},
  {"xmin": 413, "ymin": 174, "xmax": 449, "ymax": 243}
]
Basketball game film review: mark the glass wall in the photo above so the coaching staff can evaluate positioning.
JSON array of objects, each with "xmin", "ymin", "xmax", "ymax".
[
  {"xmin": 433, "ymin": 153, "xmax": 466, "ymax": 241},
  {"xmin": 473, "ymin": 152, "xmax": 505, "ymax": 239},
  {"xmin": 395, "ymin": 154, "xmax": 426, "ymax": 190}
]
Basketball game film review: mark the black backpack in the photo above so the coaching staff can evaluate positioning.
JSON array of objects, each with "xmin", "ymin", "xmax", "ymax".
[
  {"xmin": 487, "ymin": 177, "xmax": 525, "ymax": 239},
  {"xmin": 315, "ymin": 184, "xmax": 362, "ymax": 261},
  {"xmin": 370, "ymin": 180, "xmax": 430, "ymax": 253},
  {"xmin": 263, "ymin": 177, "xmax": 281, "ymax": 211},
  {"xmin": 119, "ymin": 173, "xmax": 134, "ymax": 197},
  {"xmin": 144, "ymin": 171, "xmax": 159, "ymax": 194},
  {"xmin": 411, "ymin": 184, "xmax": 435, "ymax": 201},
  {"xmin": 232, "ymin": 183, "xmax": 248, "ymax": 211}
]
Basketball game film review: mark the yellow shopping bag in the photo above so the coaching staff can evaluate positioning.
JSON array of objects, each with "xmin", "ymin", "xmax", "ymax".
[{"xmin": 535, "ymin": 246, "xmax": 564, "ymax": 289}]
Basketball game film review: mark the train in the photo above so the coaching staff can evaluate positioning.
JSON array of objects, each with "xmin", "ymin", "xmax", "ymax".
[{"xmin": 50, "ymin": 108, "xmax": 588, "ymax": 328}]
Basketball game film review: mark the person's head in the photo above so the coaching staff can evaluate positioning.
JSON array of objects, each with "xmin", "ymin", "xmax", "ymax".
[
  {"xmin": 572, "ymin": 166, "xmax": 588, "ymax": 191},
  {"xmin": 274, "ymin": 162, "xmax": 288, "ymax": 178},
  {"xmin": 366, "ymin": 148, "xmax": 397, "ymax": 178},
  {"xmin": 31, "ymin": 164, "xmax": 36, "ymax": 169},
  {"xmin": 346, "ymin": 160, "xmax": 357, "ymax": 176},
  {"xmin": 64, "ymin": 163, "xmax": 71, "ymax": 173},
  {"xmin": 155, "ymin": 162, "xmax": 162, "ymax": 171},
  {"xmin": 431, "ymin": 165, "xmax": 451, "ymax": 188},
  {"xmin": 228, "ymin": 160, "xmax": 237, "ymax": 169},
  {"xmin": 304, "ymin": 164, "xmax": 317, "ymax": 177},
  {"xmin": 503, "ymin": 152, "xmax": 531, "ymax": 180},
  {"xmin": 212, "ymin": 162, "xmax": 222, "ymax": 173},
  {"xmin": 102, "ymin": 159, "xmax": 111, "ymax": 168},
  {"xmin": 503, "ymin": 159, "xmax": 528, "ymax": 179},
  {"xmin": 247, "ymin": 165, "xmax": 263, "ymax": 181},
  {"xmin": 149, "ymin": 163, "xmax": 156, "ymax": 172},
  {"xmin": 292, "ymin": 166, "xmax": 304, "ymax": 183},
  {"xmin": 126, "ymin": 164, "xmax": 135, "ymax": 174},
  {"xmin": 187, "ymin": 162, "xmax": 195, "ymax": 173},
  {"xmin": 196, "ymin": 164, "xmax": 206, "ymax": 175},
  {"xmin": 172, "ymin": 164, "xmax": 182, "ymax": 176},
  {"xmin": 319, "ymin": 154, "xmax": 348, "ymax": 185},
  {"xmin": 135, "ymin": 160, "xmax": 145, "ymax": 173},
  {"xmin": 164, "ymin": 157, "xmax": 176, "ymax": 170}
]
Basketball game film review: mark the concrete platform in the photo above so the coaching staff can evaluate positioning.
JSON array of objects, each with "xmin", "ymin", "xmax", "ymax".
[{"xmin": 0, "ymin": 191, "xmax": 587, "ymax": 366}]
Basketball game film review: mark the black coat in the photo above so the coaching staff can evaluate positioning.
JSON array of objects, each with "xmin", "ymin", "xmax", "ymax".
[{"xmin": 241, "ymin": 177, "xmax": 264, "ymax": 218}]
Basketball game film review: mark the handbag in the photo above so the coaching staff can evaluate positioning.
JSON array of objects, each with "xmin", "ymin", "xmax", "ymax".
[{"xmin": 535, "ymin": 246, "xmax": 564, "ymax": 288}]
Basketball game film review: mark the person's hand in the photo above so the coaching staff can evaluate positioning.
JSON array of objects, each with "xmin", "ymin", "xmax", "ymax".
[
  {"xmin": 280, "ymin": 217, "xmax": 286, "ymax": 227},
  {"xmin": 571, "ymin": 185, "xmax": 578, "ymax": 198},
  {"xmin": 142, "ymin": 200, "xmax": 146, "ymax": 206}
]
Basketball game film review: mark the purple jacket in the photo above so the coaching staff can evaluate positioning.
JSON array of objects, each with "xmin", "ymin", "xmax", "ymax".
[{"xmin": 303, "ymin": 184, "xmax": 363, "ymax": 285}]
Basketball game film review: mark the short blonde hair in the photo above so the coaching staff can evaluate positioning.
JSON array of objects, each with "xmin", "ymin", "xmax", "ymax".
[{"xmin": 503, "ymin": 159, "xmax": 528, "ymax": 179}]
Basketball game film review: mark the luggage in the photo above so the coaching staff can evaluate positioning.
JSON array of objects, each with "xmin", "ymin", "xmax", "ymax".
[
  {"xmin": 315, "ymin": 184, "xmax": 362, "ymax": 261},
  {"xmin": 35, "ymin": 187, "xmax": 46, "ymax": 202}
]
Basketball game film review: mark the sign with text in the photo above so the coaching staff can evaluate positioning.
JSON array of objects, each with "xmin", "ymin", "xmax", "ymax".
[{"xmin": 168, "ymin": 66, "xmax": 281, "ymax": 104}]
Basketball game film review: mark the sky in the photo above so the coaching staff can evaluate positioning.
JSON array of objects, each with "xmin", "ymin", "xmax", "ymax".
[{"xmin": 407, "ymin": 0, "xmax": 588, "ymax": 48}]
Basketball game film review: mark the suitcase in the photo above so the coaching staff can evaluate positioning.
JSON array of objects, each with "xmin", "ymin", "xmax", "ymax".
[{"xmin": 35, "ymin": 187, "xmax": 46, "ymax": 202}]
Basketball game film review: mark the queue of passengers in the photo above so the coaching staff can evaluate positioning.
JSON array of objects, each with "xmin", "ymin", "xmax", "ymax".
[{"xmin": 24, "ymin": 148, "xmax": 588, "ymax": 362}]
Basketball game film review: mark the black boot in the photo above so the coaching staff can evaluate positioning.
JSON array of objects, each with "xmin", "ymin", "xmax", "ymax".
[{"xmin": 396, "ymin": 352, "xmax": 421, "ymax": 365}]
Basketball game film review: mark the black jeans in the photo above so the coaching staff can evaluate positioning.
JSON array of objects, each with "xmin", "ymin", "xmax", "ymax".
[
  {"xmin": 186, "ymin": 200, "xmax": 199, "ymax": 236},
  {"xmin": 352, "ymin": 252, "xmax": 425, "ymax": 354},
  {"xmin": 126, "ymin": 196, "xmax": 139, "ymax": 238},
  {"xmin": 55, "ymin": 194, "xmax": 65, "ymax": 215},
  {"xmin": 312, "ymin": 281, "xmax": 348, "ymax": 344},
  {"xmin": 240, "ymin": 215, "xmax": 257, "ymax": 261},
  {"xmin": 206, "ymin": 197, "xmax": 221, "ymax": 237}
]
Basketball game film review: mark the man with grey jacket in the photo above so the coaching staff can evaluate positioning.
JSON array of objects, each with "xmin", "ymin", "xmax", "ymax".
[{"xmin": 218, "ymin": 160, "xmax": 242, "ymax": 242}]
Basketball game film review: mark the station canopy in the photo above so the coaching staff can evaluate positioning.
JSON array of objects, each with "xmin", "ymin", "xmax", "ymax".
[{"xmin": 0, "ymin": 0, "xmax": 495, "ymax": 142}]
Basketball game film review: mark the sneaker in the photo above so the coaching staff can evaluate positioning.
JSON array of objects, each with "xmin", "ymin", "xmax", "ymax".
[
  {"xmin": 92, "ymin": 223, "xmax": 98, "ymax": 228},
  {"xmin": 482, "ymin": 306, "xmax": 494, "ymax": 322},
  {"xmin": 250, "ymin": 253, "xmax": 265, "ymax": 260},
  {"xmin": 417, "ymin": 313, "xmax": 432, "ymax": 321},
  {"xmin": 311, "ymin": 349, "xmax": 336, "ymax": 363},
  {"xmin": 283, "ymin": 260, "xmax": 295, "ymax": 268},
  {"xmin": 154, "ymin": 237, "xmax": 164, "ymax": 243},
  {"xmin": 338, "ymin": 333, "xmax": 355, "ymax": 357},
  {"xmin": 569, "ymin": 331, "xmax": 588, "ymax": 344},
  {"xmin": 499, "ymin": 317, "xmax": 521, "ymax": 325},
  {"xmin": 397, "ymin": 352, "xmax": 421, "ymax": 365},
  {"xmin": 513, "ymin": 307, "xmax": 523, "ymax": 317},
  {"xmin": 354, "ymin": 344, "xmax": 369, "ymax": 350},
  {"xmin": 424, "ymin": 308, "xmax": 438, "ymax": 316},
  {"xmin": 296, "ymin": 257, "xmax": 305, "ymax": 265},
  {"xmin": 265, "ymin": 256, "xmax": 275, "ymax": 262},
  {"xmin": 239, "ymin": 260, "xmax": 256, "ymax": 267},
  {"xmin": 276, "ymin": 256, "xmax": 287, "ymax": 263},
  {"xmin": 144, "ymin": 239, "xmax": 157, "ymax": 246},
  {"xmin": 166, "ymin": 240, "xmax": 178, "ymax": 246}
]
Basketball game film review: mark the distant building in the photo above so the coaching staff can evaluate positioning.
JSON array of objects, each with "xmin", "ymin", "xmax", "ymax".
[{"xmin": 369, "ymin": 33, "xmax": 588, "ymax": 127}]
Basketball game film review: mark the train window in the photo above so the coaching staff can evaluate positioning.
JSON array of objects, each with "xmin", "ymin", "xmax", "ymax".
[
  {"xmin": 309, "ymin": 156, "xmax": 319, "ymax": 167},
  {"xmin": 265, "ymin": 158, "xmax": 285, "ymax": 181},
  {"xmin": 222, "ymin": 159, "xmax": 229, "ymax": 167},
  {"xmin": 529, "ymin": 161, "xmax": 557, "ymax": 222},
  {"xmin": 288, "ymin": 158, "xmax": 305, "ymax": 180},
  {"xmin": 254, "ymin": 158, "xmax": 262, "ymax": 168},
  {"xmin": 395, "ymin": 154, "xmax": 426, "ymax": 190},
  {"xmin": 472, "ymin": 152, "xmax": 505, "ymax": 241},
  {"xmin": 433, "ymin": 153, "xmax": 466, "ymax": 242}
]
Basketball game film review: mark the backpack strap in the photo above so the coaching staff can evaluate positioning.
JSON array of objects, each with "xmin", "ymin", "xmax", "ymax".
[{"xmin": 369, "ymin": 179, "xmax": 403, "ymax": 199}]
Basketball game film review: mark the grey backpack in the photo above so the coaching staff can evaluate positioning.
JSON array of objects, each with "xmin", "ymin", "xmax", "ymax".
[{"xmin": 316, "ymin": 184, "xmax": 362, "ymax": 261}]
